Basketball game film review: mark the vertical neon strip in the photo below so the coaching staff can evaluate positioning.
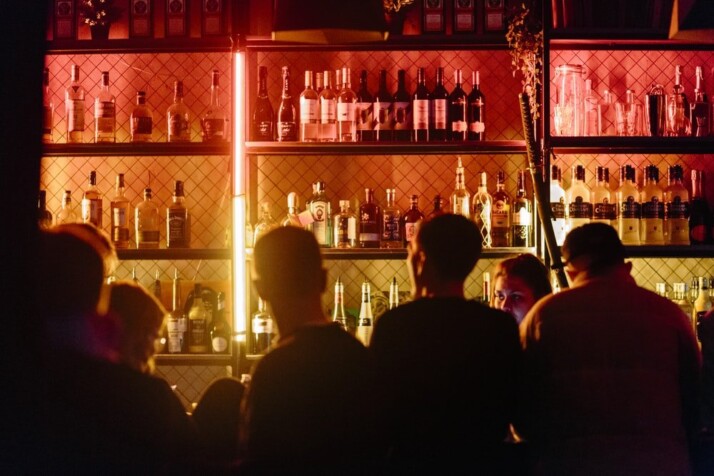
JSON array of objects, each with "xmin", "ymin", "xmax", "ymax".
[{"xmin": 233, "ymin": 50, "xmax": 246, "ymax": 338}]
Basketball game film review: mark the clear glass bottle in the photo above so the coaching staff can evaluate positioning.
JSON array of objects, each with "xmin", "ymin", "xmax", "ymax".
[
  {"xmin": 167, "ymin": 80, "xmax": 191, "ymax": 142},
  {"xmin": 55, "ymin": 190, "xmax": 78, "ymax": 225},
  {"xmin": 472, "ymin": 172, "xmax": 493, "ymax": 248},
  {"xmin": 617, "ymin": 165, "xmax": 641, "ymax": 245},
  {"xmin": 166, "ymin": 180, "xmax": 191, "ymax": 248},
  {"xmin": 251, "ymin": 66, "xmax": 275, "ymax": 141},
  {"xmin": 392, "ymin": 69, "xmax": 411, "ymax": 142},
  {"xmin": 381, "ymin": 188, "xmax": 402, "ymax": 249},
  {"xmin": 356, "ymin": 70, "xmax": 375, "ymax": 142},
  {"xmin": 299, "ymin": 70, "xmax": 319, "ymax": 142},
  {"xmin": 583, "ymin": 79, "xmax": 601, "ymax": 136},
  {"xmin": 318, "ymin": 70, "xmax": 337, "ymax": 142},
  {"xmin": 42, "ymin": 67, "xmax": 53, "ymax": 143},
  {"xmin": 210, "ymin": 292, "xmax": 231, "ymax": 354},
  {"xmin": 307, "ymin": 181, "xmax": 331, "ymax": 247},
  {"xmin": 110, "ymin": 173, "xmax": 131, "ymax": 249},
  {"xmin": 667, "ymin": 65, "xmax": 691, "ymax": 137},
  {"xmin": 550, "ymin": 165, "xmax": 567, "ymax": 246},
  {"xmin": 640, "ymin": 164, "xmax": 665, "ymax": 245},
  {"xmin": 277, "ymin": 66, "xmax": 297, "ymax": 142},
  {"xmin": 491, "ymin": 170, "xmax": 511, "ymax": 247},
  {"xmin": 412, "ymin": 67, "xmax": 430, "ymax": 142},
  {"xmin": 512, "ymin": 170, "xmax": 532, "ymax": 248},
  {"xmin": 359, "ymin": 188, "xmax": 381, "ymax": 248},
  {"xmin": 389, "ymin": 277, "xmax": 400, "ymax": 309},
  {"xmin": 600, "ymin": 88, "xmax": 615, "ymax": 136},
  {"xmin": 65, "ymin": 64, "xmax": 85, "ymax": 143},
  {"xmin": 429, "ymin": 66, "xmax": 449, "ymax": 141},
  {"xmin": 201, "ymin": 69, "xmax": 228, "ymax": 142},
  {"xmin": 449, "ymin": 68, "xmax": 468, "ymax": 141},
  {"xmin": 374, "ymin": 69, "xmax": 393, "ymax": 142},
  {"xmin": 467, "ymin": 70, "xmax": 485, "ymax": 141},
  {"xmin": 130, "ymin": 91, "xmax": 153, "ymax": 142},
  {"xmin": 592, "ymin": 166, "xmax": 616, "ymax": 227},
  {"xmin": 664, "ymin": 165, "xmax": 690, "ymax": 245},
  {"xmin": 253, "ymin": 201, "xmax": 278, "ymax": 244},
  {"xmin": 332, "ymin": 277, "xmax": 349, "ymax": 331},
  {"xmin": 81, "ymin": 170, "xmax": 102, "ymax": 228},
  {"xmin": 188, "ymin": 283, "xmax": 210, "ymax": 353},
  {"xmin": 566, "ymin": 165, "xmax": 593, "ymax": 232},
  {"xmin": 252, "ymin": 297, "xmax": 275, "ymax": 354},
  {"xmin": 37, "ymin": 190, "xmax": 53, "ymax": 229},
  {"xmin": 281, "ymin": 192, "xmax": 303, "ymax": 227},
  {"xmin": 337, "ymin": 67, "xmax": 357, "ymax": 142},
  {"xmin": 167, "ymin": 269, "xmax": 185, "ymax": 354},
  {"xmin": 402, "ymin": 194, "xmax": 425, "ymax": 246},
  {"xmin": 689, "ymin": 170, "xmax": 712, "ymax": 245},
  {"xmin": 450, "ymin": 157, "xmax": 471, "ymax": 218},
  {"xmin": 94, "ymin": 71, "xmax": 116, "ymax": 143},
  {"xmin": 356, "ymin": 279, "xmax": 373, "ymax": 346},
  {"xmin": 333, "ymin": 199, "xmax": 357, "ymax": 248},
  {"xmin": 672, "ymin": 282, "xmax": 694, "ymax": 331},
  {"xmin": 695, "ymin": 276, "xmax": 713, "ymax": 339},
  {"xmin": 690, "ymin": 66, "xmax": 710, "ymax": 137},
  {"xmin": 135, "ymin": 187, "xmax": 160, "ymax": 249},
  {"xmin": 315, "ymin": 71, "xmax": 324, "ymax": 94}
]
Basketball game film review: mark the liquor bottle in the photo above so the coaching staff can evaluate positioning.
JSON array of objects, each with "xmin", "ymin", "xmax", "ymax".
[
  {"xmin": 402, "ymin": 194, "xmax": 425, "ymax": 246},
  {"xmin": 153, "ymin": 269, "xmax": 162, "ymax": 300},
  {"xmin": 359, "ymin": 188, "xmax": 381, "ymax": 248},
  {"xmin": 94, "ymin": 71, "xmax": 116, "ymax": 143},
  {"xmin": 281, "ymin": 192, "xmax": 303, "ymax": 227},
  {"xmin": 389, "ymin": 277, "xmax": 399, "ymax": 310},
  {"xmin": 550, "ymin": 165, "xmax": 567, "ymax": 246},
  {"xmin": 690, "ymin": 169, "xmax": 712, "ymax": 244},
  {"xmin": 491, "ymin": 171, "xmax": 511, "ymax": 247},
  {"xmin": 667, "ymin": 65, "xmax": 691, "ymax": 137},
  {"xmin": 592, "ymin": 166, "xmax": 616, "ymax": 227},
  {"xmin": 201, "ymin": 69, "xmax": 228, "ymax": 142},
  {"xmin": 412, "ymin": 67, "xmax": 430, "ymax": 142},
  {"xmin": 188, "ymin": 283, "xmax": 210, "ymax": 353},
  {"xmin": 472, "ymin": 172, "xmax": 493, "ymax": 248},
  {"xmin": 307, "ymin": 181, "xmax": 331, "ymax": 247},
  {"xmin": 583, "ymin": 79, "xmax": 601, "ymax": 136},
  {"xmin": 335, "ymin": 68, "xmax": 343, "ymax": 98},
  {"xmin": 319, "ymin": 70, "xmax": 337, "ymax": 142},
  {"xmin": 512, "ymin": 170, "xmax": 532, "ymax": 248},
  {"xmin": 450, "ymin": 157, "xmax": 471, "ymax": 218},
  {"xmin": 449, "ymin": 68, "xmax": 468, "ymax": 141},
  {"xmin": 211, "ymin": 292, "xmax": 231, "ymax": 354},
  {"xmin": 664, "ymin": 165, "xmax": 690, "ymax": 245},
  {"xmin": 672, "ymin": 282, "xmax": 694, "ymax": 330},
  {"xmin": 55, "ymin": 190, "xmax": 78, "ymax": 225},
  {"xmin": 135, "ymin": 187, "xmax": 160, "ymax": 249},
  {"xmin": 65, "ymin": 64, "xmax": 85, "ymax": 143},
  {"xmin": 253, "ymin": 201, "xmax": 278, "ymax": 244},
  {"xmin": 299, "ymin": 70, "xmax": 319, "ymax": 142},
  {"xmin": 482, "ymin": 272, "xmax": 491, "ymax": 303},
  {"xmin": 374, "ymin": 69, "xmax": 393, "ymax": 141},
  {"xmin": 337, "ymin": 67, "xmax": 357, "ymax": 142},
  {"xmin": 42, "ymin": 67, "xmax": 53, "ymax": 143},
  {"xmin": 695, "ymin": 276, "xmax": 713, "ymax": 339},
  {"xmin": 381, "ymin": 188, "xmax": 402, "ymax": 249},
  {"xmin": 81, "ymin": 170, "xmax": 102, "ymax": 229},
  {"xmin": 166, "ymin": 180, "xmax": 191, "ymax": 248},
  {"xmin": 600, "ymin": 89, "xmax": 615, "ymax": 136},
  {"xmin": 691, "ymin": 66, "xmax": 710, "ymax": 137},
  {"xmin": 166, "ymin": 269, "xmax": 186, "ymax": 354},
  {"xmin": 130, "ymin": 91, "xmax": 153, "ymax": 142},
  {"xmin": 333, "ymin": 200, "xmax": 357, "ymax": 248},
  {"xmin": 393, "ymin": 69, "xmax": 412, "ymax": 142},
  {"xmin": 617, "ymin": 165, "xmax": 641, "ymax": 245},
  {"xmin": 356, "ymin": 279, "xmax": 373, "ymax": 346},
  {"xmin": 315, "ymin": 72, "xmax": 324, "ymax": 94},
  {"xmin": 566, "ymin": 165, "xmax": 593, "ymax": 232},
  {"xmin": 110, "ymin": 173, "xmax": 131, "ymax": 249},
  {"xmin": 428, "ymin": 194, "xmax": 446, "ymax": 219},
  {"xmin": 467, "ymin": 70, "xmax": 485, "ymax": 141},
  {"xmin": 38, "ymin": 190, "xmax": 53, "ymax": 229},
  {"xmin": 277, "ymin": 66, "xmax": 297, "ymax": 142},
  {"xmin": 640, "ymin": 164, "xmax": 665, "ymax": 245},
  {"xmin": 332, "ymin": 277, "xmax": 349, "ymax": 331},
  {"xmin": 251, "ymin": 297, "xmax": 274, "ymax": 354},
  {"xmin": 429, "ymin": 67, "xmax": 449, "ymax": 141},
  {"xmin": 167, "ymin": 80, "xmax": 191, "ymax": 142},
  {"xmin": 251, "ymin": 66, "xmax": 275, "ymax": 141},
  {"xmin": 356, "ymin": 70, "xmax": 375, "ymax": 141}
]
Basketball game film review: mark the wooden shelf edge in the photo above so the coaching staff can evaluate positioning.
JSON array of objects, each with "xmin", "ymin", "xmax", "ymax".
[
  {"xmin": 244, "ymin": 35, "xmax": 509, "ymax": 51},
  {"xmin": 625, "ymin": 245, "xmax": 714, "ymax": 258},
  {"xmin": 117, "ymin": 248, "xmax": 231, "ymax": 260},
  {"xmin": 43, "ymin": 142, "xmax": 232, "ymax": 157},
  {"xmin": 549, "ymin": 136, "xmax": 714, "ymax": 155},
  {"xmin": 46, "ymin": 37, "xmax": 233, "ymax": 54},
  {"xmin": 245, "ymin": 141, "xmax": 527, "ymax": 155}
]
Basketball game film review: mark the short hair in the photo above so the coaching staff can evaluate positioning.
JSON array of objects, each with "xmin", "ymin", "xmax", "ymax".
[
  {"xmin": 493, "ymin": 254, "xmax": 552, "ymax": 301},
  {"xmin": 417, "ymin": 213, "xmax": 482, "ymax": 282},
  {"xmin": 563, "ymin": 223, "xmax": 627, "ymax": 274},
  {"xmin": 253, "ymin": 227, "xmax": 324, "ymax": 298},
  {"xmin": 54, "ymin": 223, "xmax": 118, "ymax": 278}
]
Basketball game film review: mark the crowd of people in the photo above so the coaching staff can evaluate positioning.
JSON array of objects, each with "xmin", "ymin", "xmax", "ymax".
[{"xmin": 30, "ymin": 216, "xmax": 714, "ymax": 475}]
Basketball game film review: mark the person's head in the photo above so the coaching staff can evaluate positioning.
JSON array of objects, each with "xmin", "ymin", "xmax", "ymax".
[
  {"xmin": 408, "ymin": 213, "xmax": 482, "ymax": 297},
  {"xmin": 54, "ymin": 223, "xmax": 118, "ymax": 279},
  {"xmin": 108, "ymin": 281, "xmax": 167, "ymax": 374},
  {"xmin": 562, "ymin": 223, "xmax": 629, "ymax": 281},
  {"xmin": 492, "ymin": 254, "xmax": 552, "ymax": 324}
]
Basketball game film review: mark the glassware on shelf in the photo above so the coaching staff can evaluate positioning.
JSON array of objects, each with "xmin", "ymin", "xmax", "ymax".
[
  {"xmin": 645, "ymin": 83, "xmax": 667, "ymax": 137},
  {"xmin": 615, "ymin": 90, "xmax": 643, "ymax": 137},
  {"xmin": 666, "ymin": 65, "xmax": 691, "ymax": 137},
  {"xmin": 253, "ymin": 201, "xmax": 278, "ymax": 245},
  {"xmin": 583, "ymin": 79, "xmax": 601, "ymax": 136},
  {"xmin": 553, "ymin": 64, "xmax": 585, "ymax": 136}
]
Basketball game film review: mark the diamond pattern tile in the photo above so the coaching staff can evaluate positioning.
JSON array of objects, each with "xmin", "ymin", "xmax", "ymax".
[{"xmin": 155, "ymin": 365, "xmax": 233, "ymax": 411}]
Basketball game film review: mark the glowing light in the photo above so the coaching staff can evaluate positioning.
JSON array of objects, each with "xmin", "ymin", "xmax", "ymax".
[{"xmin": 232, "ymin": 50, "xmax": 247, "ymax": 336}]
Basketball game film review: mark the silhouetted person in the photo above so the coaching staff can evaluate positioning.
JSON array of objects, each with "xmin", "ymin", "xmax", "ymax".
[
  {"xmin": 518, "ymin": 223, "xmax": 701, "ymax": 476},
  {"xmin": 370, "ymin": 213, "xmax": 522, "ymax": 474},
  {"xmin": 492, "ymin": 253, "xmax": 552, "ymax": 324},
  {"xmin": 696, "ymin": 307, "xmax": 714, "ymax": 476},
  {"xmin": 241, "ymin": 227, "xmax": 384, "ymax": 474}
]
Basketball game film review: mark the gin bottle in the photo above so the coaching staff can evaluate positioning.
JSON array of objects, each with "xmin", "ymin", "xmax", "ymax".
[
  {"xmin": 617, "ymin": 165, "xmax": 641, "ymax": 245},
  {"xmin": 65, "ymin": 64, "xmax": 85, "ymax": 143},
  {"xmin": 299, "ymin": 70, "xmax": 319, "ymax": 142},
  {"xmin": 640, "ymin": 164, "xmax": 665, "ymax": 245},
  {"xmin": 135, "ymin": 187, "xmax": 160, "ymax": 249},
  {"xmin": 550, "ymin": 165, "xmax": 567, "ymax": 245},
  {"xmin": 491, "ymin": 171, "xmax": 511, "ymax": 247},
  {"xmin": 381, "ymin": 188, "xmax": 402, "ymax": 249},
  {"xmin": 356, "ymin": 279, "xmax": 374, "ymax": 346},
  {"xmin": 201, "ymin": 70, "xmax": 228, "ymax": 142},
  {"xmin": 94, "ymin": 71, "xmax": 116, "ymax": 143},
  {"xmin": 664, "ymin": 165, "xmax": 690, "ymax": 245},
  {"xmin": 333, "ymin": 199, "xmax": 357, "ymax": 248},
  {"xmin": 472, "ymin": 172, "xmax": 493, "ymax": 248},
  {"xmin": 566, "ymin": 165, "xmax": 592, "ymax": 232},
  {"xmin": 81, "ymin": 170, "xmax": 103, "ymax": 228},
  {"xmin": 450, "ymin": 157, "xmax": 471, "ymax": 218},
  {"xmin": 110, "ymin": 173, "xmax": 131, "ymax": 249},
  {"xmin": 167, "ymin": 80, "xmax": 191, "ymax": 142}
]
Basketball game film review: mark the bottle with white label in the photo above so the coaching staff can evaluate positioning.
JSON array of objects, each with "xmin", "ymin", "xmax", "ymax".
[
  {"xmin": 592, "ymin": 166, "xmax": 616, "ymax": 228},
  {"xmin": 402, "ymin": 194, "xmax": 424, "ymax": 246},
  {"xmin": 512, "ymin": 170, "xmax": 532, "ymax": 247},
  {"xmin": 450, "ymin": 157, "xmax": 471, "ymax": 218},
  {"xmin": 566, "ymin": 165, "xmax": 592, "ymax": 232},
  {"xmin": 252, "ymin": 298, "xmax": 275, "ymax": 354},
  {"xmin": 550, "ymin": 165, "xmax": 567, "ymax": 245},
  {"xmin": 664, "ymin": 164, "xmax": 690, "ymax": 245},
  {"xmin": 333, "ymin": 200, "xmax": 357, "ymax": 248},
  {"xmin": 412, "ymin": 67, "xmax": 429, "ymax": 142},
  {"xmin": 429, "ymin": 66, "xmax": 448, "ymax": 141},
  {"xmin": 491, "ymin": 170, "xmax": 511, "ymax": 247},
  {"xmin": 110, "ymin": 173, "xmax": 131, "ymax": 249},
  {"xmin": 381, "ymin": 188, "xmax": 402, "ymax": 249},
  {"xmin": 472, "ymin": 171, "xmax": 492, "ymax": 248},
  {"xmin": 299, "ymin": 70, "xmax": 319, "ymax": 142},
  {"xmin": 167, "ymin": 269, "xmax": 186, "ymax": 354},
  {"xmin": 337, "ymin": 67, "xmax": 357, "ymax": 142},
  {"xmin": 374, "ymin": 69, "xmax": 393, "ymax": 141},
  {"xmin": 332, "ymin": 277, "xmax": 349, "ymax": 331},
  {"xmin": 356, "ymin": 279, "xmax": 374, "ymax": 346},
  {"xmin": 468, "ymin": 70, "xmax": 485, "ymax": 140},
  {"xmin": 81, "ymin": 170, "xmax": 103, "ymax": 229},
  {"xmin": 617, "ymin": 165, "xmax": 641, "ymax": 245},
  {"xmin": 389, "ymin": 277, "xmax": 400, "ymax": 310},
  {"xmin": 392, "ymin": 69, "xmax": 411, "ymax": 142},
  {"xmin": 449, "ymin": 68, "xmax": 468, "ymax": 141},
  {"xmin": 307, "ymin": 180, "xmax": 331, "ymax": 247},
  {"xmin": 640, "ymin": 164, "xmax": 665, "ymax": 245},
  {"xmin": 65, "ymin": 64, "xmax": 85, "ymax": 143},
  {"xmin": 319, "ymin": 70, "xmax": 337, "ymax": 142}
]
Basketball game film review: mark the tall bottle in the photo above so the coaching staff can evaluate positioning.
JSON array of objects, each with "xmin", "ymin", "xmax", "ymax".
[
  {"xmin": 201, "ymin": 69, "xmax": 228, "ymax": 142},
  {"xmin": 381, "ymin": 188, "xmax": 402, "ymax": 249},
  {"xmin": 188, "ymin": 283, "xmax": 210, "ymax": 353},
  {"xmin": 253, "ymin": 201, "xmax": 278, "ymax": 244},
  {"xmin": 135, "ymin": 187, "xmax": 160, "ymax": 249},
  {"xmin": 318, "ymin": 70, "xmax": 337, "ymax": 142},
  {"xmin": 592, "ymin": 166, "xmax": 616, "ymax": 227},
  {"xmin": 467, "ymin": 71, "xmax": 485, "ymax": 141},
  {"xmin": 167, "ymin": 80, "xmax": 191, "ymax": 142},
  {"xmin": 281, "ymin": 192, "xmax": 303, "ymax": 227},
  {"xmin": 167, "ymin": 180, "xmax": 191, "ymax": 248},
  {"xmin": 429, "ymin": 67, "xmax": 449, "ymax": 141},
  {"xmin": 374, "ymin": 69, "xmax": 393, "ymax": 141},
  {"xmin": 617, "ymin": 165, "xmax": 641, "ymax": 245},
  {"xmin": 640, "ymin": 164, "xmax": 665, "ymax": 245},
  {"xmin": 491, "ymin": 171, "xmax": 511, "ymax": 247},
  {"xmin": 450, "ymin": 157, "xmax": 471, "ymax": 218},
  {"xmin": 65, "ymin": 64, "xmax": 85, "ymax": 143},
  {"xmin": 690, "ymin": 66, "xmax": 710, "ymax": 137},
  {"xmin": 356, "ymin": 70, "xmax": 375, "ymax": 141},
  {"xmin": 472, "ymin": 172, "xmax": 493, "ymax": 248},
  {"xmin": 664, "ymin": 165, "xmax": 690, "ymax": 245},
  {"xmin": 389, "ymin": 277, "xmax": 400, "ymax": 309},
  {"xmin": 667, "ymin": 65, "xmax": 691, "ymax": 137},
  {"xmin": 42, "ymin": 67, "xmax": 53, "ymax": 143},
  {"xmin": 55, "ymin": 190, "xmax": 78, "ymax": 225},
  {"xmin": 512, "ymin": 170, "xmax": 532, "ymax": 247},
  {"xmin": 110, "ymin": 173, "xmax": 131, "ymax": 249},
  {"xmin": 402, "ymin": 194, "xmax": 425, "ymax": 246},
  {"xmin": 81, "ymin": 170, "xmax": 102, "ymax": 228},
  {"xmin": 277, "ymin": 66, "xmax": 297, "ymax": 141},
  {"xmin": 307, "ymin": 180, "xmax": 331, "ymax": 247},
  {"xmin": 332, "ymin": 277, "xmax": 348, "ymax": 331},
  {"xmin": 337, "ymin": 67, "xmax": 357, "ymax": 142},
  {"xmin": 393, "ymin": 69, "xmax": 412, "ymax": 141},
  {"xmin": 334, "ymin": 199, "xmax": 357, "ymax": 248},
  {"xmin": 251, "ymin": 297, "xmax": 275, "ymax": 354},
  {"xmin": 210, "ymin": 292, "xmax": 231, "ymax": 354},
  {"xmin": 583, "ymin": 79, "xmax": 601, "ymax": 136},
  {"xmin": 412, "ymin": 67, "xmax": 430, "ymax": 142},
  {"xmin": 566, "ymin": 165, "xmax": 593, "ymax": 232},
  {"xmin": 130, "ymin": 91, "xmax": 153, "ymax": 142},
  {"xmin": 93, "ymin": 71, "xmax": 116, "ymax": 143},
  {"xmin": 690, "ymin": 170, "xmax": 712, "ymax": 244},
  {"xmin": 449, "ymin": 68, "xmax": 468, "ymax": 141},
  {"xmin": 359, "ymin": 188, "xmax": 381, "ymax": 248},
  {"xmin": 299, "ymin": 70, "xmax": 319, "ymax": 142},
  {"xmin": 355, "ymin": 279, "xmax": 373, "ymax": 346},
  {"xmin": 315, "ymin": 72, "xmax": 324, "ymax": 94},
  {"xmin": 695, "ymin": 276, "xmax": 713, "ymax": 338},
  {"xmin": 251, "ymin": 66, "xmax": 275, "ymax": 141},
  {"xmin": 166, "ymin": 269, "xmax": 186, "ymax": 354},
  {"xmin": 672, "ymin": 282, "xmax": 694, "ymax": 330},
  {"xmin": 38, "ymin": 190, "xmax": 53, "ymax": 229},
  {"xmin": 550, "ymin": 165, "xmax": 567, "ymax": 246}
]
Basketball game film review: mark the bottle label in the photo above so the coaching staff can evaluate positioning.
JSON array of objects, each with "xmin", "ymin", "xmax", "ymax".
[
  {"xmin": 621, "ymin": 197, "xmax": 641, "ymax": 219},
  {"xmin": 189, "ymin": 319, "xmax": 207, "ymax": 346},
  {"xmin": 300, "ymin": 98, "xmax": 318, "ymax": 122},
  {"xmin": 374, "ymin": 101, "xmax": 392, "ymax": 130},
  {"xmin": 492, "ymin": 201, "xmax": 510, "ymax": 228},
  {"xmin": 82, "ymin": 198, "xmax": 102, "ymax": 227},
  {"xmin": 212, "ymin": 336, "xmax": 228, "ymax": 353},
  {"xmin": 168, "ymin": 113, "xmax": 189, "ymax": 139},
  {"xmin": 112, "ymin": 210, "xmax": 130, "ymax": 243},
  {"xmin": 68, "ymin": 100, "xmax": 84, "ymax": 132},
  {"xmin": 132, "ymin": 116, "xmax": 153, "ymax": 136},
  {"xmin": 666, "ymin": 197, "xmax": 689, "ymax": 219},
  {"xmin": 337, "ymin": 102, "xmax": 356, "ymax": 122},
  {"xmin": 569, "ymin": 198, "xmax": 593, "ymax": 219},
  {"xmin": 201, "ymin": 118, "xmax": 226, "ymax": 141},
  {"xmin": 382, "ymin": 215, "xmax": 401, "ymax": 241},
  {"xmin": 469, "ymin": 120, "xmax": 485, "ymax": 133},
  {"xmin": 641, "ymin": 197, "xmax": 664, "ymax": 219},
  {"xmin": 320, "ymin": 98, "xmax": 336, "ymax": 122},
  {"xmin": 404, "ymin": 222, "xmax": 418, "ymax": 242},
  {"xmin": 139, "ymin": 230, "xmax": 160, "ymax": 244},
  {"xmin": 310, "ymin": 201, "xmax": 328, "ymax": 245},
  {"xmin": 277, "ymin": 121, "xmax": 297, "ymax": 140},
  {"xmin": 593, "ymin": 201, "xmax": 617, "ymax": 220},
  {"xmin": 360, "ymin": 232, "xmax": 380, "ymax": 243},
  {"xmin": 551, "ymin": 200, "xmax": 565, "ymax": 219},
  {"xmin": 167, "ymin": 212, "xmax": 188, "ymax": 247},
  {"xmin": 513, "ymin": 225, "xmax": 531, "ymax": 245},
  {"xmin": 413, "ymin": 99, "xmax": 429, "ymax": 130},
  {"xmin": 513, "ymin": 206, "xmax": 531, "ymax": 226},
  {"xmin": 432, "ymin": 99, "xmax": 447, "ymax": 129},
  {"xmin": 253, "ymin": 317, "xmax": 274, "ymax": 335},
  {"xmin": 255, "ymin": 121, "xmax": 273, "ymax": 140},
  {"xmin": 167, "ymin": 331, "xmax": 182, "ymax": 353},
  {"xmin": 393, "ymin": 101, "xmax": 411, "ymax": 131},
  {"xmin": 355, "ymin": 102, "xmax": 373, "ymax": 131},
  {"xmin": 451, "ymin": 120, "xmax": 467, "ymax": 132}
]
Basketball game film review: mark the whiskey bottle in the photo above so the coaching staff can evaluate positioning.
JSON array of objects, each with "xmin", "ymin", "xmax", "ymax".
[
  {"xmin": 251, "ymin": 66, "xmax": 275, "ymax": 141},
  {"xmin": 110, "ymin": 173, "xmax": 131, "ymax": 249},
  {"xmin": 277, "ymin": 66, "xmax": 297, "ymax": 141},
  {"xmin": 130, "ymin": 91, "xmax": 153, "ymax": 142},
  {"xmin": 667, "ymin": 65, "xmax": 691, "ymax": 137},
  {"xmin": 393, "ymin": 69, "xmax": 412, "ymax": 142},
  {"xmin": 690, "ymin": 66, "xmax": 710, "ymax": 137},
  {"xmin": 472, "ymin": 172, "xmax": 493, "ymax": 248},
  {"xmin": 65, "ymin": 64, "xmax": 85, "ymax": 143},
  {"xmin": 566, "ymin": 165, "xmax": 593, "ymax": 232},
  {"xmin": 94, "ymin": 71, "xmax": 116, "ymax": 143},
  {"xmin": 356, "ymin": 279, "xmax": 373, "ymax": 346},
  {"xmin": 167, "ymin": 80, "xmax": 191, "ymax": 142},
  {"xmin": 38, "ymin": 190, "xmax": 53, "ymax": 229},
  {"xmin": 299, "ymin": 70, "xmax": 319, "ymax": 142},
  {"xmin": 319, "ymin": 70, "xmax": 337, "ymax": 142},
  {"xmin": 664, "ymin": 165, "xmax": 690, "ymax": 245},
  {"xmin": 550, "ymin": 165, "xmax": 567, "ymax": 246},
  {"xmin": 381, "ymin": 188, "xmax": 402, "ymax": 249},
  {"xmin": 412, "ymin": 67, "xmax": 430, "ymax": 142},
  {"xmin": 690, "ymin": 170, "xmax": 712, "ymax": 244},
  {"xmin": 333, "ymin": 200, "xmax": 357, "ymax": 248},
  {"xmin": 210, "ymin": 292, "xmax": 231, "ymax": 354},
  {"xmin": 55, "ymin": 190, "xmax": 78, "ymax": 225},
  {"xmin": 135, "ymin": 187, "xmax": 160, "ymax": 249},
  {"xmin": 617, "ymin": 165, "xmax": 641, "ymax": 245},
  {"xmin": 359, "ymin": 188, "xmax": 381, "ymax": 248},
  {"xmin": 429, "ymin": 67, "xmax": 449, "ymax": 141},
  {"xmin": 491, "ymin": 171, "xmax": 511, "ymax": 247},
  {"xmin": 467, "ymin": 70, "xmax": 485, "ymax": 141},
  {"xmin": 167, "ymin": 269, "xmax": 186, "ymax": 354},
  {"xmin": 252, "ymin": 297, "xmax": 274, "ymax": 354},
  {"xmin": 389, "ymin": 277, "xmax": 399, "ymax": 310},
  {"xmin": 337, "ymin": 67, "xmax": 357, "ymax": 142},
  {"xmin": 166, "ymin": 180, "xmax": 191, "ymax": 248},
  {"xmin": 402, "ymin": 194, "xmax": 425, "ymax": 246},
  {"xmin": 332, "ymin": 277, "xmax": 349, "ymax": 331},
  {"xmin": 449, "ymin": 68, "xmax": 468, "ymax": 141},
  {"xmin": 281, "ymin": 192, "xmax": 303, "ymax": 227},
  {"xmin": 42, "ymin": 67, "xmax": 53, "ymax": 143},
  {"xmin": 188, "ymin": 283, "xmax": 210, "ymax": 354},
  {"xmin": 450, "ymin": 157, "xmax": 471, "ymax": 218},
  {"xmin": 307, "ymin": 181, "xmax": 331, "ymax": 247},
  {"xmin": 592, "ymin": 166, "xmax": 616, "ymax": 227},
  {"xmin": 374, "ymin": 69, "xmax": 393, "ymax": 141},
  {"xmin": 356, "ymin": 70, "xmax": 375, "ymax": 141},
  {"xmin": 253, "ymin": 201, "xmax": 278, "ymax": 244},
  {"xmin": 81, "ymin": 170, "xmax": 103, "ymax": 229},
  {"xmin": 512, "ymin": 170, "xmax": 532, "ymax": 248},
  {"xmin": 640, "ymin": 164, "xmax": 665, "ymax": 245},
  {"xmin": 201, "ymin": 69, "xmax": 228, "ymax": 142}
]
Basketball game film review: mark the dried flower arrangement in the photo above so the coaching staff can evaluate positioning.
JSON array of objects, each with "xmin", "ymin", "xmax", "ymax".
[
  {"xmin": 78, "ymin": 0, "xmax": 123, "ymax": 27},
  {"xmin": 506, "ymin": 1, "xmax": 543, "ymax": 119}
]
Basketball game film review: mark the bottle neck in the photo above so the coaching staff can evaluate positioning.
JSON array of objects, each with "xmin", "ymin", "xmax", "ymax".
[{"xmin": 172, "ymin": 280, "xmax": 182, "ymax": 312}]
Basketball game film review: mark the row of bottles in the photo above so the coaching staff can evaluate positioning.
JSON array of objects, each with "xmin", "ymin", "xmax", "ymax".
[
  {"xmin": 44, "ymin": 65, "xmax": 228, "ymax": 144},
  {"xmin": 656, "ymin": 276, "xmax": 714, "ymax": 340},
  {"xmin": 251, "ymin": 65, "xmax": 486, "ymax": 143},
  {"xmin": 549, "ymin": 164, "xmax": 713, "ymax": 246},
  {"xmin": 39, "ymin": 171, "xmax": 191, "ymax": 249}
]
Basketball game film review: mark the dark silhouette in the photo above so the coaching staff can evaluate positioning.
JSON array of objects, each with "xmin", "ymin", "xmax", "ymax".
[{"xmin": 492, "ymin": 253, "xmax": 552, "ymax": 324}]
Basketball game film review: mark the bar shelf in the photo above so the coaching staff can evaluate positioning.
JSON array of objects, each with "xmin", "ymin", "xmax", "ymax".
[
  {"xmin": 155, "ymin": 354, "xmax": 234, "ymax": 366},
  {"xmin": 549, "ymin": 137, "xmax": 714, "ymax": 155},
  {"xmin": 43, "ymin": 143, "xmax": 232, "ymax": 157},
  {"xmin": 117, "ymin": 248, "xmax": 231, "ymax": 261},
  {"xmin": 245, "ymin": 141, "xmax": 527, "ymax": 156},
  {"xmin": 624, "ymin": 245, "xmax": 714, "ymax": 258},
  {"xmin": 46, "ymin": 37, "xmax": 233, "ymax": 55},
  {"xmin": 245, "ymin": 35, "xmax": 509, "ymax": 52},
  {"xmin": 245, "ymin": 247, "xmax": 534, "ymax": 261}
]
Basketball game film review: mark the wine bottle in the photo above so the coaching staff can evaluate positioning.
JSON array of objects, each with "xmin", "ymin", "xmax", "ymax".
[
  {"xmin": 512, "ymin": 170, "xmax": 532, "ymax": 247},
  {"xmin": 356, "ymin": 70, "xmax": 375, "ymax": 141},
  {"xmin": 359, "ymin": 188, "xmax": 381, "ymax": 248},
  {"xmin": 277, "ymin": 66, "xmax": 297, "ymax": 141},
  {"xmin": 94, "ymin": 72, "xmax": 117, "ymax": 142},
  {"xmin": 402, "ymin": 194, "xmax": 424, "ymax": 246},
  {"xmin": 299, "ymin": 70, "xmax": 319, "ymax": 142},
  {"xmin": 429, "ymin": 66, "xmax": 448, "ymax": 141},
  {"xmin": 332, "ymin": 278, "xmax": 349, "ymax": 331},
  {"xmin": 251, "ymin": 66, "xmax": 275, "ymax": 141},
  {"xmin": 337, "ymin": 67, "xmax": 357, "ymax": 142},
  {"xmin": 392, "ymin": 69, "xmax": 411, "ymax": 142},
  {"xmin": 319, "ymin": 70, "xmax": 337, "ymax": 142},
  {"xmin": 355, "ymin": 279, "xmax": 373, "ymax": 346},
  {"xmin": 188, "ymin": 283, "xmax": 210, "ymax": 354},
  {"xmin": 374, "ymin": 69, "xmax": 393, "ymax": 141},
  {"xmin": 467, "ymin": 70, "xmax": 485, "ymax": 141},
  {"xmin": 412, "ymin": 67, "xmax": 429, "ymax": 142},
  {"xmin": 210, "ymin": 292, "xmax": 231, "ymax": 354},
  {"xmin": 690, "ymin": 66, "xmax": 710, "ymax": 137},
  {"xmin": 449, "ymin": 68, "xmax": 468, "ymax": 141}
]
